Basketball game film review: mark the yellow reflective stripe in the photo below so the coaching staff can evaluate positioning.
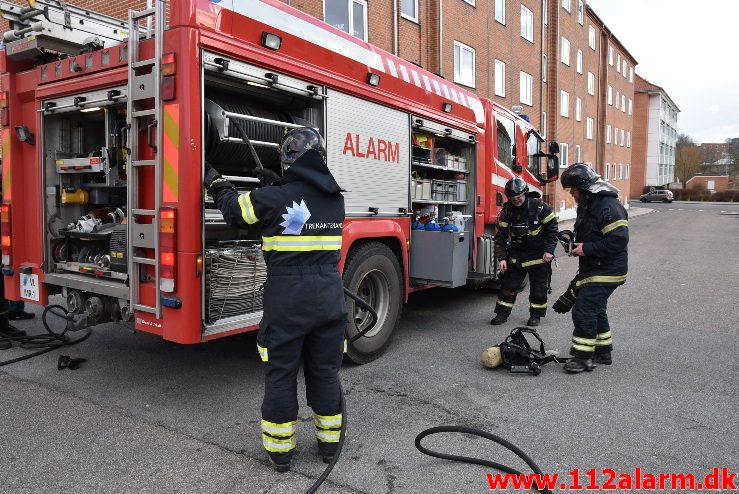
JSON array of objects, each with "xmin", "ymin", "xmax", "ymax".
[
  {"xmin": 530, "ymin": 302, "xmax": 548, "ymax": 309},
  {"xmin": 314, "ymin": 413, "xmax": 342, "ymax": 429},
  {"xmin": 572, "ymin": 336, "xmax": 597, "ymax": 345},
  {"xmin": 594, "ymin": 338, "xmax": 613, "ymax": 346},
  {"xmin": 529, "ymin": 225, "xmax": 543, "ymax": 236},
  {"xmin": 498, "ymin": 221, "xmax": 509, "ymax": 228},
  {"xmin": 262, "ymin": 434, "xmax": 296, "ymax": 452},
  {"xmin": 572, "ymin": 343, "xmax": 595, "ymax": 353},
  {"xmin": 261, "ymin": 419, "xmax": 297, "ymax": 437},
  {"xmin": 257, "ymin": 343, "xmax": 268, "ymax": 362},
  {"xmin": 238, "ymin": 192, "xmax": 258, "ymax": 225},
  {"xmin": 602, "ymin": 219, "xmax": 628, "ymax": 234},
  {"xmin": 541, "ymin": 212, "xmax": 556, "ymax": 224},
  {"xmin": 576, "ymin": 275, "xmax": 627, "ymax": 286},
  {"xmin": 261, "ymin": 235, "xmax": 342, "ymax": 251},
  {"xmin": 596, "ymin": 331, "xmax": 612, "ymax": 340},
  {"xmin": 496, "ymin": 300, "xmax": 514, "ymax": 308},
  {"xmin": 343, "ymin": 339, "xmax": 348, "ymax": 354},
  {"xmin": 316, "ymin": 429, "xmax": 341, "ymax": 443},
  {"xmin": 510, "ymin": 258, "xmax": 517, "ymax": 263},
  {"xmin": 522, "ymin": 258, "xmax": 546, "ymax": 267}
]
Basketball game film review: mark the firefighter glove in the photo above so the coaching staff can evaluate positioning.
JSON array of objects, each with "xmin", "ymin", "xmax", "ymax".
[
  {"xmin": 204, "ymin": 164, "xmax": 223, "ymax": 189},
  {"xmin": 254, "ymin": 167, "xmax": 281, "ymax": 186},
  {"xmin": 552, "ymin": 281, "xmax": 577, "ymax": 314}
]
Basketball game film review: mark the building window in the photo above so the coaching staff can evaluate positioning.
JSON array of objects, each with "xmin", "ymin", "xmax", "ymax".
[
  {"xmin": 588, "ymin": 25, "xmax": 596, "ymax": 49},
  {"xmin": 560, "ymin": 90, "xmax": 569, "ymax": 117},
  {"xmin": 615, "ymin": 126, "xmax": 619, "ymax": 144},
  {"xmin": 615, "ymin": 90, "xmax": 620, "ymax": 110},
  {"xmin": 576, "ymin": 49, "xmax": 583, "ymax": 74},
  {"xmin": 542, "ymin": 54, "xmax": 548, "ymax": 82},
  {"xmin": 607, "ymin": 85, "xmax": 612, "ymax": 105},
  {"xmin": 622, "ymin": 60, "xmax": 627, "ymax": 77},
  {"xmin": 494, "ymin": 59, "xmax": 505, "ymax": 96},
  {"xmin": 495, "ymin": 0, "xmax": 505, "ymax": 24},
  {"xmin": 520, "ymin": 71, "xmax": 533, "ymax": 106},
  {"xmin": 606, "ymin": 124, "xmax": 611, "ymax": 143},
  {"xmin": 609, "ymin": 45, "xmax": 614, "ymax": 66},
  {"xmin": 604, "ymin": 162, "xmax": 610, "ymax": 181},
  {"xmin": 626, "ymin": 163, "xmax": 630, "ymax": 179},
  {"xmin": 627, "ymin": 131, "xmax": 631, "ymax": 148},
  {"xmin": 400, "ymin": 0, "xmax": 418, "ymax": 22},
  {"xmin": 587, "ymin": 72, "xmax": 595, "ymax": 95},
  {"xmin": 561, "ymin": 37, "xmax": 570, "ymax": 66},
  {"xmin": 541, "ymin": 111, "xmax": 547, "ymax": 138},
  {"xmin": 617, "ymin": 52, "xmax": 621, "ymax": 68},
  {"xmin": 575, "ymin": 97, "xmax": 582, "ymax": 121},
  {"xmin": 560, "ymin": 143, "xmax": 569, "ymax": 168},
  {"xmin": 629, "ymin": 66, "xmax": 634, "ymax": 83},
  {"xmin": 543, "ymin": 0, "xmax": 548, "ymax": 24},
  {"xmin": 628, "ymin": 98, "xmax": 633, "ymax": 115},
  {"xmin": 621, "ymin": 94, "xmax": 626, "ymax": 112},
  {"xmin": 325, "ymin": 0, "xmax": 368, "ymax": 40},
  {"xmin": 562, "ymin": 0, "xmax": 571, "ymax": 13},
  {"xmin": 453, "ymin": 41, "xmax": 476, "ymax": 88},
  {"xmin": 577, "ymin": 0, "xmax": 584, "ymax": 24},
  {"xmin": 621, "ymin": 129, "xmax": 625, "ymax": 146},
  {"xmin": 586, "ymin": 117, "xmax": 593, "ymax": 140},
  {"xmin": 520, "ymin": 5, "xmax": 534, "ymax": 42},
  {"xmin": 575, "ymin": 144, "xmax": 581, "ymax": 162},
  {"xmin": 619, "ymin": 163, "xmax": 623, "ymax": 179}
]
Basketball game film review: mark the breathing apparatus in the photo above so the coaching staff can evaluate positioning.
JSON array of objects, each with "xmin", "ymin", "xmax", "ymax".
[{"xmin": 480, "ymin": 327, "xmax": 568, "ymax": 376}]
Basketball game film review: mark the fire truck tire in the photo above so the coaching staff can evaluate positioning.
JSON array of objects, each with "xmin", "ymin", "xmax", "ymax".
[{"xmin": 343, "ymin": 241, "xmax": 403, "ymax": 365}]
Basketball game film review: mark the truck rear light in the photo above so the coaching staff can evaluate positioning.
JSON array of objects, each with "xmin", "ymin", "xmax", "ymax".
[
  {"xmin": 162, "ymin": 76, "xmax": 176, "ymax": 101},
  {"xmin": 1, "ymin": 203, "xmax": 11, "ymax": 266},
  {"xmin": 161, "ymin": 52, "xmax": 176, "ymax": 76},
  {"xmin": 1, "ymin": 109, "xmax": 8, "ymax": 127},
  {"xmin": 159, "ymin": 206, "xmax": 176, "ymax": 293},
  {"xmin": 0, "ymin": 91, "xmax": 8, "ymax": 109}
]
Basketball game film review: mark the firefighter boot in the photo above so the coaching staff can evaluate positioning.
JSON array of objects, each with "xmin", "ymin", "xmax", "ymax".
[
  {"xmin": 0, "ymin": 325, "xmax": 26, "ymax": 337},
  {"xmin": 267, "ymin": 455, "xmax": 291, "ymax": 473},
  {"xmin": 563, "ymin": 357, "xmax": 595, "ymax": 374},
  {"xmin": 593, "ymin": 352, "xmax": 612, "ymax": 365},
  {"xmin": 490, "ymin": 313, "xmax": 509, "ymax": 325},
  {"xmin": 526, "ymin": 316, "xmax": 540, "ymax": 327}
]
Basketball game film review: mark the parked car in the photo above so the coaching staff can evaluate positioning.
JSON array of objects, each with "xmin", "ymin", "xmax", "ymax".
[{"xmin": 640, "ymin": 189, "xmax": 674, "ymax": 203}]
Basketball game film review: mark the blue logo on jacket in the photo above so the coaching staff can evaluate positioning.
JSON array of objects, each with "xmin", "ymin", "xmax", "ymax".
[{"xmin": 281, "ymin": 200, "xmax": 311, "ymax": 235}]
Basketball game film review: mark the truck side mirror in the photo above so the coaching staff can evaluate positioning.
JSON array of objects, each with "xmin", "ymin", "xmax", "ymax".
[{"xmin": 536, "ymin": 141, "xmax": 560, "ymax": 185}]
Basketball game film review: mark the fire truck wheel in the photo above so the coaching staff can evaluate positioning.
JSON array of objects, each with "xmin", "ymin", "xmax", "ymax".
[{"xmin": 343, "ymin": 241, "xmax": 403, "ymax": 365}]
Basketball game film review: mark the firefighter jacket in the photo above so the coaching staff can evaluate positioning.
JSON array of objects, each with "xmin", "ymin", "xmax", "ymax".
[
  {"xmin": 208, "ymin": 150, "xmax": 345, "ymax": 267},
  {"xmin": 574, "ymin": 190, "xmax": 629, "ymax": 287},
  {"xmin": 494, "ymin": 197, "xmax": 558, "ymax": 268}
]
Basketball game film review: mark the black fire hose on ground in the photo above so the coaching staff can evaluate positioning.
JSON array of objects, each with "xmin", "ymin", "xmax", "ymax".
[
  {"xmin": 302, "ymin": 288, "xmax": 377, "ymax": 494},
  {"xmin": 0, "ymin": 305, "xmax": 92, "ymax": 367}
]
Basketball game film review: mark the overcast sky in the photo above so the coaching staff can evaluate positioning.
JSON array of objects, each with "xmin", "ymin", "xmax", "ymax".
[{"xmin": 587, "ymin": 0, "xmax": 739, "ymax": 144}]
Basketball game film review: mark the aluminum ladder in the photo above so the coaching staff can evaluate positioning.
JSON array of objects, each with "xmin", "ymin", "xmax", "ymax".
[{"xmin": 126, "ymin": 0, "xmax": 165, "ymax": 318}]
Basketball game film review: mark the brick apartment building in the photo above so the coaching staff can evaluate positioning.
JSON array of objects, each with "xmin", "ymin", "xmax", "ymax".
[{"xmin": 1, "ymin": 0, "xmax": 644, "ymax": 215}]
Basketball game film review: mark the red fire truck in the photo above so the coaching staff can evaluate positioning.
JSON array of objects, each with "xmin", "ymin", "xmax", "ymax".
[{"xmin": 0, "ymin": 0, "xmax": 558, "ymax": 363}]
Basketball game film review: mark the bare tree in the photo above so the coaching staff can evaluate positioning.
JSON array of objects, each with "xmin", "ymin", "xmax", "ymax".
[{"xmin": 675, "ymin": 133, "xmax": 702, "ymax": 184}]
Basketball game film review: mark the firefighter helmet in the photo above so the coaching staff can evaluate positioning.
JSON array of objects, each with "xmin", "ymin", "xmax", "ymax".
[
  {"xmin": 560, "ymin": 163, "xmax": 599, "ymax": 190},
  {"xmin": 504, "ymin": 177, "xmax": 529, "ymax": 198},
  {"xmin": 278, "ymin": 127, "xmax": 326, "ymax": 170}
]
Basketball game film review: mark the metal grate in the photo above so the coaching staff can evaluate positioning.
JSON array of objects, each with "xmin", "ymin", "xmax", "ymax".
[{"xmin": 205, "ymin": 241, "xmax": 267, "ymax": 323}]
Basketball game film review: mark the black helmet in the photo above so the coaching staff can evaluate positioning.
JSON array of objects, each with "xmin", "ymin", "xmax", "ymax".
[
  {"xmin": 504, "ymin": 177, "xmax": 529, "ymax": 198},
  {"xmin": 560, "ymin": 163, "xmax": 599, "ymax": 190},
  {"xmin": 278, "ymin": 127, "xmax": 326, "ymax": 170}
]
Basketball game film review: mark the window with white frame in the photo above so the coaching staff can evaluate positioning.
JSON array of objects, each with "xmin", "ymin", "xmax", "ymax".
[
  {"xmin": 587, "ymin": 72, "xmax": 595, "ymax": 95},
  {"xmin": 543, "ymin": 0, "xmax": 548, "ymax": 24},
  {"xmin": 562, "ymin": 0, "xmax": 571, "ymax": 12},
  {"xmin": 627, "ymin": 131, "xmax": 631, "ymax": 148},
  {"xmin": 577, "ymin": 0, "xmax": 584, "ymax": 24},
  {"xmin": 606, "ymin": 124, "xmax": 611, "ymax": 143},
  {"xmin": 575, "ymin": 144, "xmax": 581, "ymax": 162},
  {"xmin": 325, "ymin": 0, "xmax": 368, "ymax": 40},
  {"xmin": 575, "ymin": 97, "xmax": 582, "ymax": 121},
  {"xmin": 607, "ymin": 85, "xmax": 612, "ymax": 105},
  {"xmin": 561, "ymin": 37, "xmax": 570, "ymax": 66},
  {"xmin": 586, "ymin": 117, "xmax": 593, "ymax": 140},
  {"xmin": 400, "ymin": 0, "xmax": 418, "ymax": 22},
  {"xmin": 542, "ymin": 54, "xmax": 547, "ymax": 82},
  {"xmin": 560, "ymin": 90, "xmax": 569, "ymax": 117},
  {"xmin": 521, "ymin": 6, "xmax": 534, "ymax": 42},
  {"xmin": 560, "ymin": 143, "xmax": 569, "ymax": 168},
  {"xmin": 620, "ymin": 129, "xmax": 625, "ymax": 146},
  {"xmin": 615, "ymin": 90, "xmax": 620, "ymax": 109},
  {"xmin": 495, "ymin": 0, "xmax": 505, "ymax": 24},
  {"xmin": 541, "ymin": 111, "xmax": 547, "ymax": 137},
  {"xmin": 621, "ymin": 94, "xmax": 626, "ymax": 112},
  {"xmin": 618, "ymin": 163, "xmax": 623, "ymax": 179},
  {"xmin": 609, "ymin": 46, "xmax": 614, "ymax": 66},
  {"xmin": 453, "ymin": 41, "xmax": 476, "ymax": 87},
  {"xmin": 626, "ymin": 163, "xmax": 630, "ymax": 179},
  {"xmin": 588, "ymin": 25, "xmax": 596, "ymax": 49},
  {"xmin": 628, "ymin": 98, "xmax": 632, "ymax": 115},
  {"xmin": 622, "ymin": 60, "xmax": 627, "ymax": 77},
  {"xmin": 617, "ymin": 52, "xmax": 621, "ymax": 68},
  {"xmin": 520, "ymin": 71, "xmax": 533, "ymax": 106},
  {"xmin": 604, "ymin": 162, "xmax": 610, "ymax": 180},
  {"xmin": 629, "ymin": 66, "xmax": 634, "ymax": 83},
  {"xmin": 576, "ymin": 49, "xmax": 583, "ymax": 74},
  {"xmin": 494, "ymin": 59, "xmax": 505, "ymax": 96}
]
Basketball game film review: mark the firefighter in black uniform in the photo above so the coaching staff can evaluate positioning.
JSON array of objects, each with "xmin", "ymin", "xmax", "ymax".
[
  {"xmin": 491, "ymin": 177, "xmax": 558, "ymax": 327},
  {"xmin": 557, "ymin": 163, "xmax": 629, "ymax": 373},
  {"xmin": 204, "ymin": 127, "xmax": 347, "ymax": 472}
]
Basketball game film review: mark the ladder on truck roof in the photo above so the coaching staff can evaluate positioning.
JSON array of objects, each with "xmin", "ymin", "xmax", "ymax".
[
  {"xmin": 126, "ymin": 0, "xmax": 165, "ymax": 318},
  {"xmin": 0, "ymin": 0, "xmax": 127, "ymax": 60}
]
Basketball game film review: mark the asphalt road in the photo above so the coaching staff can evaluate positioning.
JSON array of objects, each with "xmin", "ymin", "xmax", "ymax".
[{"xmin": 1, "ymin": 201, "xmax": 738, "ymax": 493}]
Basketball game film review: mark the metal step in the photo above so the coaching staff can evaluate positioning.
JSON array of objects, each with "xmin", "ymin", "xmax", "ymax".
[
  {"xmin": 133, "ymin": 256, "xmax": 157, "ymax": 266},
  {"xmin": 132, "ymin": 160, "xmax": 156, "ymax": 168}
]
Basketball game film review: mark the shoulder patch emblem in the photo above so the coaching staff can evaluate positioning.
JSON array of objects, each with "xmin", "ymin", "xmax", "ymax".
[{"xmin": 281, "ymin": 200, "xmax": 311, "ymax": 235}]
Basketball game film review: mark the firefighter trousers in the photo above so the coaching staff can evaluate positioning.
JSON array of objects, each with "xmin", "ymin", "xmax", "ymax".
[
  {"xmin": 570, "ymin": 284, "xmax": 617, "ymax": 358},
  {"xmin": 256, "ymin": 264, "xmax": 347, "ymax": 464},
  {"xmin": 494, "ymin": 262, "xmax": 551, "ymax": 317}
]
